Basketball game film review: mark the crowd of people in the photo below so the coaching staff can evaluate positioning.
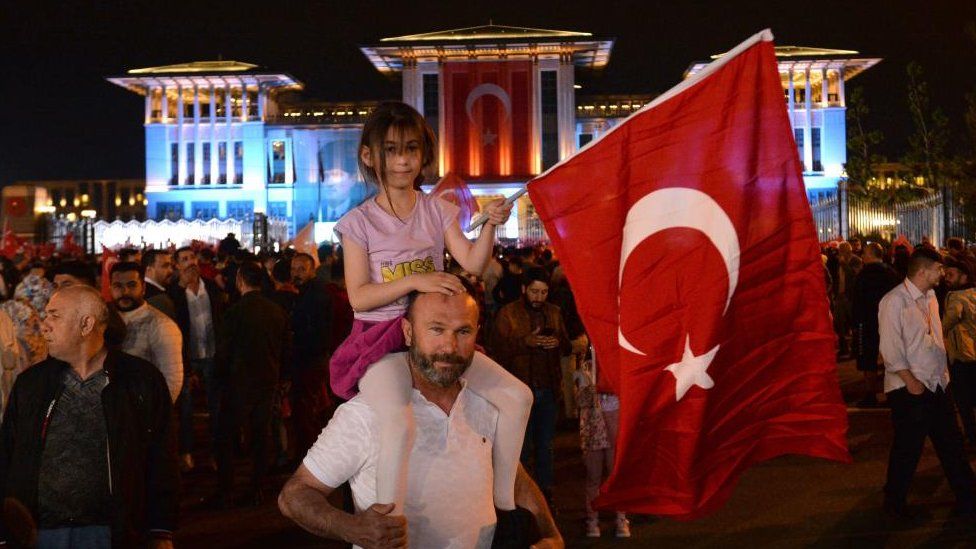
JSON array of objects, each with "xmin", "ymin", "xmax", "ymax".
[
  {"xmin": 0, "ymin": 101, "xmax": 624, "ymax": 548},
  {"xmin": 826, "ymin": 234, "xmax": 976, "ymax": 519},
  {"xmin": 0, "ymin": 231, "xmax": 629, "ymax": 545}
]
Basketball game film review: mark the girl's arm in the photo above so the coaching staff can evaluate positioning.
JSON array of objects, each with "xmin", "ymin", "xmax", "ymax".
[
  {"xmin": 445, "ymin": 199, "xmax": 512, "ymax": 276},
  {"xmin": 343, "ymin": 235, "xmax": 464, "ymax": 313}
]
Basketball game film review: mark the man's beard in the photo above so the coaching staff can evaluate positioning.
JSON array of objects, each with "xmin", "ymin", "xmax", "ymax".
[
  {"xmin": 116, "ymin": 297, "xmax": 143, "ymax": 312},
  {"xmin": 409, "ymin": 345, "xmax": 473, "ymax": 388}
]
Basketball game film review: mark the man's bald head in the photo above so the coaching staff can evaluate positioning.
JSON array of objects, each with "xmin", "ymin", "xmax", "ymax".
[
  {"xmin": 53, "ymin": 285, "xmax": 109, "ymax": 328},
  {"xmin": 43, "ymin": 285, "xmax": 109, "ymax": 361}
]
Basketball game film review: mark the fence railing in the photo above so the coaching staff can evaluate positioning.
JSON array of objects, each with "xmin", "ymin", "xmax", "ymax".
[
  {"xmin": 811, "ymin": 184, "xmax": 967, "ymax": 247},
  {"xmin": 84, "ymin": 217, "xmax": 289, "ymax": 252}
]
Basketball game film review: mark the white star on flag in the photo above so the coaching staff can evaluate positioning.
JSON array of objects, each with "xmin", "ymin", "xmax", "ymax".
[{"xmin": 665, "ymin": 335, "xmax": 719, "ymax": 401}]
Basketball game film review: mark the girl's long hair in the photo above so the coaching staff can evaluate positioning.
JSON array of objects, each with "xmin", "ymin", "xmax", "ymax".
[{"xmin": 357, "ymin": 102, "xmax": 437, "ymax": 216}]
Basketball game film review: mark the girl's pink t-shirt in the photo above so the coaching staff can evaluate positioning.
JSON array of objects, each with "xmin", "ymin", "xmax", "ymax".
[{"xmin": 335, "ymin": 191, "xmax": 460, "ymax": 322}]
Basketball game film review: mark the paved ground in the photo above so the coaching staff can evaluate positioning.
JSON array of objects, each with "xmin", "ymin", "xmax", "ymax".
[{"xmin": 176, "ymin": 361, "xmax": 976, "ymax": 548}]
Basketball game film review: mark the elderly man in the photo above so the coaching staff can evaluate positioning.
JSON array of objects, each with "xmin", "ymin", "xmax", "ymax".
[
  {"xmin": 0, "ymin": 285, "xmax": 177, "ymax": 548},
  {"xmin": 279, "ymin": 282, "xmax": 562, "ymax": 549},
  {"xmin": 879, "ymin": 248, "xmax": 976, "ymax": 519},
  {"xmin": 110, "ymin": 261, "xmax": 183, "ymax": 402}
]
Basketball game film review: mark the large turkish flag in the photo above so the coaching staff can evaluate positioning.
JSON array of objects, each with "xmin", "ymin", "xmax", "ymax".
[
  {"xmin": 527, "ymin": 30, "xmax": 849, "ymax": 518},
  {"xmin": 442, "ymin": 61, "xmax": 533, "ymax": 178}
]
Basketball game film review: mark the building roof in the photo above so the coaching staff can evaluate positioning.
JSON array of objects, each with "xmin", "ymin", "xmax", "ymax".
[
  {"xmin": 709, "ymin": 46, "xmax": 860, "ymax": 60},
  {"xmin": 362, "ymin": 22, "xmax": 614, "ymax": 74},
  {"xmin": 685, "ymin": 46, "xmax": 881, "ymax": 81},
  {"xmin": 127, "ymin": 60, "xmax": 260, "ymax": 74},
  {"xmin": 106, "ymin": 60, "xmax": 303, "ymax": 95},
  {"xmin": 379, "ymin": 24, "xmax": 592, "ymax": 42}
]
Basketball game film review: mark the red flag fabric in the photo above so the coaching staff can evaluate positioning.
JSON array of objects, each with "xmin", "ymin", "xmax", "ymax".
[
  {"xmin": 100, "ymin": 247, "xmax": 118, "ymax": 302},
  {"xmin": 442, "ymin": 61, "xmax": 534, "ymax": 178},
  {"xmin": 527, "ymin": 30, "xmax": 849, "ymax": 518},
  {"xmin": 61, "ymin": 232, "xmax": 84, "ymax": 258},
  {"xmin": 431, "ymin": 173, "xmax": 481, "ymax": 230},
  {"xmin": 1, "ymin": 228, "xmax": 26, "ymax": 260}
]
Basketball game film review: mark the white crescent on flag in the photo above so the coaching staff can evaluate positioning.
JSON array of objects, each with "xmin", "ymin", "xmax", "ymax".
[
  {"xmin": 618, "ymin": 187, "xmax": 741, "ymax": 400},
  {"xmin": 465, "ymin": 83, "xmax": 512, "ymax": 122}
]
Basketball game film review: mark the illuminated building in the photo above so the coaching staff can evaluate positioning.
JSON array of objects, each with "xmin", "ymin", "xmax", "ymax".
[
  {"xmin": 102, "ymin": 27, "xmax": 879, "ymax": 240},
  {"xmin": 687, "ymin": 46, "xmax": 881, "ymax": 199}
]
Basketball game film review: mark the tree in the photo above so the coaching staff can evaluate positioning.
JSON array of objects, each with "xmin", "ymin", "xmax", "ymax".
[
  {"xmin": 903, "ymin": 62, "xmax": 951, "ymax": 190},
  {"xmin": 845, "ymin": 86, "xmax": 885, "ymax": 190}
]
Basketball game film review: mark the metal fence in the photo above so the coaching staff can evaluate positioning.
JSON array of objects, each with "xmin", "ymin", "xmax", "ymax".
[
  {"xmin": 46, "ymin": 217, "xmax": 289, "ymax": 253},
  {"xmin": 810, "ymin": 185, "xmax": 967, "ymax": 247}
]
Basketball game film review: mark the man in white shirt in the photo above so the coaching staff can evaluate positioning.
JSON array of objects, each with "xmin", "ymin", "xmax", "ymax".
[
  {"xmin": 110, "ymin": 262, "xmax": 183, "ymax": 402},
  {"xmin": 172, "ymin": 246, "xmax": 225, "ymax": 472},
  {"xmin": 878, "ymin": 247, "xmax": 976, "ymax": 519},
  {"xmin": 279, "ymin": 282, "xmax": 562, "ymax": 549}
]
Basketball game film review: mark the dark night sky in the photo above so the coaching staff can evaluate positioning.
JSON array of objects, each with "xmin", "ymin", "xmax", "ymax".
[{"xmin": 2, "ymin": 0, "xmax": 973, "ymax": 185}]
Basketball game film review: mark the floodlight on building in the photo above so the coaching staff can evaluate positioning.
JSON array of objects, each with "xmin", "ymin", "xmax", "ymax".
[
  {"xmin": 66, "ymin": 213, "xmax": 77, "ymax": 221},
  {"xmin": 115, "ymin": 197, "xmax": 122, "ymax": 206},
  {"xmin": 35, "ymin": 205, "xmax": 56, "ymax": 214},
  {"xmin": 128, "ymin": 197, "xmax": 136, "ymax": 206},
  {"xmin": 81, "ymin": 209, "xmax": 97, "ymax": 219}
]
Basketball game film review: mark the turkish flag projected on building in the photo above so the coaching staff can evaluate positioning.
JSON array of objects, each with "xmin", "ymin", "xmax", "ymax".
[
  {"xmin": 527, "ymin": 30, "xmax": 850, "ymax": 518},
  {"xmin": 442, "ymin": 61, "xmax": 533, "ymax": 178}
]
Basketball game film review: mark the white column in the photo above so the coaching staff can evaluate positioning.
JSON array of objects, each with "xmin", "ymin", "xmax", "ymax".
[
  {"xmin": 803, "ymin": 69, "xmax": 813, "ymax": 172},
  {"xmin": 557, "ymin": 55, "xmax": 576, "ymax": 161},
  {"xmin": 531, "ymin": 59, "xmax": 542, "ymax": 174},
  {"xmin": 821, "ymin": 68, "xmax": 829, "ymax": 108},
  {"xmin": 257, "ymin": 87, "xmax": 265, "ymax": 120},
  {"xmin": 241, "ymin": 85, "xmax": 249, "ymax": 122},
  {"xmin": 144, "ymin": 87, "xmax": 152, "ymax": 124},
  {"xmin": 437, "ymin": 63, "xmax": 446, "ymax": 176},
  {"xmin": 285, "ymin": 138, "xmax": 294, "ymax": 184},
  {"xmin": 787, "ymin": 69, "xmax": 795, "ymax": 130},
  {"xmin": 838, "ymin": 65, "xmax": 846, "ymax": 107},
  {"xmin": 177, "ymin": 85, "xmax": 185, "ymax": 185},
  {"xmin": 210, "ymin": 85, "xmax": 217, "ymax": 185},
  {"xmin": 161, "ymin": 85, "xmax": 169, "ymax": 121},
  {"xmin": 226, "ymin": 85, "xmax": 234, "ymax": 184},
  {"xmin": 193, "ymin": 86, "xmax": 201, "ymax": 185}
]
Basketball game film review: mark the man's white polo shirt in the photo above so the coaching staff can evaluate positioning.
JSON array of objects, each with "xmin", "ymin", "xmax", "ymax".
[{"xmin": 303, "ymin": 353, "xmax": 498, "ymax": 548}]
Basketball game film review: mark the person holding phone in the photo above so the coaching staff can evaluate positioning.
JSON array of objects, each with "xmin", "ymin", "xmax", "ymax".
[{"xmin": 490, "ymin": 267, "xmax": 572, "ymax": 506}]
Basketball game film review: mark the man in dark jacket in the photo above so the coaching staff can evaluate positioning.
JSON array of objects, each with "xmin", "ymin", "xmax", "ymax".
[
  {"xmin": 0, "ymin": 285, "xmax": 177, "ymax": 548},
  {"xmin": 212, "ymin": 261, "xmax": 289, "ymax": 507},
  {"xmin": 170, "ymin": 246, "xmax": 227, "ymax": 472},
  {"xmin": 852, "ymin": 242, "xmax": 900, "ymax": 407},
  {"xmin": 289, "ymin": 253, "xmax": 334, "ymax": 457},
  {"xmin": 490, "ymin": 267, "xmax": 571, "ymax": 504}
]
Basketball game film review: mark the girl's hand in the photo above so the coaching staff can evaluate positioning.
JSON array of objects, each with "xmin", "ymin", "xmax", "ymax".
[
  {"xmin": 483, "ymin": 198, "xmax": 514, "ymax": 227},
  {"xmin": 412, "ymin": 272, "xmax": 466, "ymax": 295}
]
